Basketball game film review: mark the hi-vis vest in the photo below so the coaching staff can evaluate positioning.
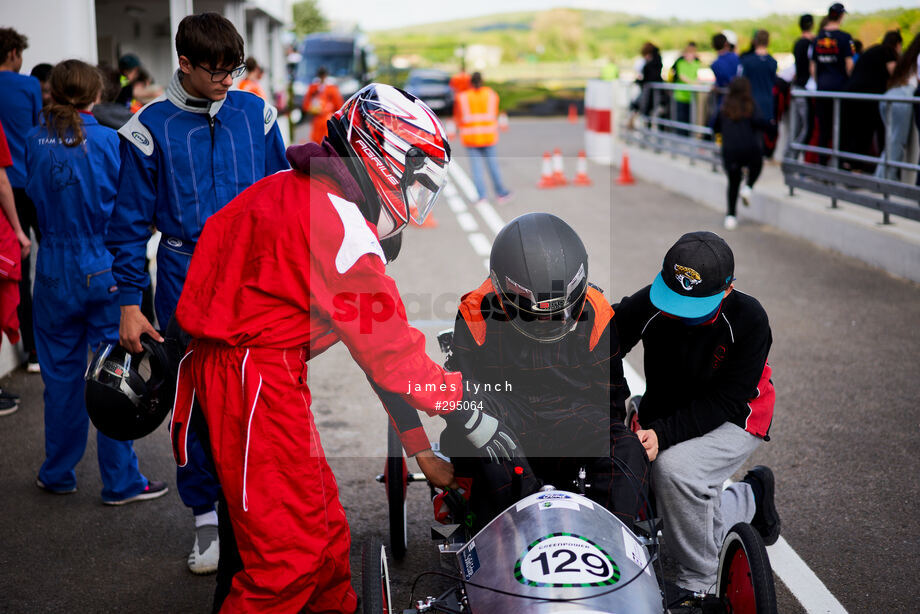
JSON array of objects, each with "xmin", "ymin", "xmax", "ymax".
[{"xmin": 456, "ymin": 87, "xmax": 499, "ymax": 147}]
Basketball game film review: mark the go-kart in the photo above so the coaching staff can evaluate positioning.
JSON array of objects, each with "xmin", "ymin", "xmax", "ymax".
[{"xmin": 370, "ymin": 331, "xmax": 777, "ymax": 613}]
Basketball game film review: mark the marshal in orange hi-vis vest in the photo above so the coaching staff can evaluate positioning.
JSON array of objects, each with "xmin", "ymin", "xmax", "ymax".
[{"xmin": 454, "ymin": 86, "xmax": 500, "ymax": 148}]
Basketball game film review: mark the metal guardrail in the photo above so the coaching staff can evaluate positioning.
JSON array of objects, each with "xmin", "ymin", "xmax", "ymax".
[
  {"xmin": 783, "ymin": 89, "xmax": 920, "ymax": 224},
  {"xmin": 621, "ymin": 82, "xmax": 723, "ymax": 170},
  {"xmin": 622, "ymin": 82, "xmax": 920, "ymax": 225}
]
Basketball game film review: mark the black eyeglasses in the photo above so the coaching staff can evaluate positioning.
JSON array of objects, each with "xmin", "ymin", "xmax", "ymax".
[{"xmin": 195, "ymin": 64, "xmax": 246, "ymax": 83}]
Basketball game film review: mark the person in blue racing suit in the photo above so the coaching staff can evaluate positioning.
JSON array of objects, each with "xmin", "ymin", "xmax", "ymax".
[
  {"xmin": 26, "ymin": 60, "xmax": 168, "ymax": 504},
  {"xmin": 105, "ymin": 12, "xmax": 288, "ymax": 574}
]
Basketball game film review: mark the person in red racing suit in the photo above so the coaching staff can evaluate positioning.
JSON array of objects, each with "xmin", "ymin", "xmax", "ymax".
[{"xmin": 171, "ymin": 84, "xmax": 518, "ymax": 613}]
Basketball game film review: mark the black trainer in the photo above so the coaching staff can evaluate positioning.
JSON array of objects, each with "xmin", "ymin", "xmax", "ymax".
[
  {"xmin": 103, "ymin": 480, "xmax": 169, "ymax": 506},
  {"xmin": 743, "ymin": 465, "xmax": 781, "ymax": 545}
]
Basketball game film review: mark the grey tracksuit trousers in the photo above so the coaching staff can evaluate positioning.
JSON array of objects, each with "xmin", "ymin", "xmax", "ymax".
[{"xmin": 652, "ymin": 422, "xmax": 761, "ymax": 592}]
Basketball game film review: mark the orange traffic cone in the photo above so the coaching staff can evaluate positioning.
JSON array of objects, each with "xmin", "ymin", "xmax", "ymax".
[
  {"xmin": 498, "ymin": 112, "xmax": 509, "ymax": 132},
  {"xmin": 616, "ymin": 151, "xmax": 635, "ymax": 186},
  {"xmin": 568, "ymin": 103, "xmax": 578, "ymax": 123},
  {"xmin": 537, "ymin": 151, "xmax": 556, "ymax": 188},
  {"xmin": 552, "ymin": 148, "xmax": 568, "ymax": 186},
  {"xmin": 573, "ymin": 150, "xmax": 592, "ymax": 186}
]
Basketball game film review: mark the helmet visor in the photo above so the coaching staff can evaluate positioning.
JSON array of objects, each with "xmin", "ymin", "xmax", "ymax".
[
  {"xmin": 86, "ymin": 343, "xmax": 144, "ymax": 406},
  {"xmin": 402, "ymin": 147, "xmax": 448, "ymax": 225},
  {"xmin": 491, "ymin": 264, "xmax": 589, "ymax": 343}
]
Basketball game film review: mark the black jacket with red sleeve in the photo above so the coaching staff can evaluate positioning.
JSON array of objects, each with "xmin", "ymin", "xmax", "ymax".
[{"xmin": 614, "ymin": 286, "xmax": 774, "ymax": 451}]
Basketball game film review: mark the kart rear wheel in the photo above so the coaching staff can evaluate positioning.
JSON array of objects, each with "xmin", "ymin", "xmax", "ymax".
[
  {"xmin": 361, "ymin": 537, "xmax": 392, "ymax": 614},
  {"xmin": 385, "ymin": 423, "xmax": 408, "ymax": 560},
  {"xmin": 717, "ymin": 522, "xmax": 777, "ymax": 614}
]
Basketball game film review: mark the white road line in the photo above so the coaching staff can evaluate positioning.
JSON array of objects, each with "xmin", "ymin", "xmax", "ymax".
[
  {"xmin": 448, "ymin": 160, "xmax": 478, "ymax": 202},
  {"xmin": 468, "ymin": 233, "xmax": 492, "ymax": 257},
  {"xmin": 456, "ymin": 212, "xmax": 479, "ymax": 233},
  {"xmin": 474, "ymin": 200, "xmax": 506, "ymax": 236},
  {"xmin": 767, "ymin": 538, "xmax": 848, "ymax": 614}
]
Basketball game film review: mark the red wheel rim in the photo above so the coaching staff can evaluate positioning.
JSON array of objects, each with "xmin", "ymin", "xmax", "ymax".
[{"xmin": 724, "ymin": 546, "xmax": 756, "ymax": 614}]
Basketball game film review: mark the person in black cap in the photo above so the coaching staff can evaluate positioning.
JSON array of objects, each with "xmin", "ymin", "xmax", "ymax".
[
  {"xmin": 810, "ymin": 3, "xmax": 854, "ymax": 165},
  {"xmin": 614, "ymin": 231, "xmax": 779, "ymax": 596}
]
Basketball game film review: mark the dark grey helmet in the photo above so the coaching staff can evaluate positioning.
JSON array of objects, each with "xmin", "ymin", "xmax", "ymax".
[{"xmin": 489, "ymin": 213, "xmax": 589, "ymax": 342}]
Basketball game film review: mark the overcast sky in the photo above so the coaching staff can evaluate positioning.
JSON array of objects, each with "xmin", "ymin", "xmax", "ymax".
[{"xmin": 317, "ymin": 0, "xmax": 912, "ymax": 31}]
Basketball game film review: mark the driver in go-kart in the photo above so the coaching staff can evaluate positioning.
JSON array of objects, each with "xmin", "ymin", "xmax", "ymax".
[{"xmin": 436, "ymin": 213, "xmax": 651, "ymax": 532}]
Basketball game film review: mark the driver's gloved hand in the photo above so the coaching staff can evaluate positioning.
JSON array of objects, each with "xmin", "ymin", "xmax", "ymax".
[{"xmin": 443, "ymin": 403, "xmax": 520, "ymax": 463}]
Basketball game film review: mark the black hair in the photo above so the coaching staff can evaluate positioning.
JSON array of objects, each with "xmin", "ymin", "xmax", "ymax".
[
  {"xmin": 881, "ymin": 30, "xmax": 902, "ymax": 48},
  {"xmin": 799, "ymin": 14, "xmax": 814, "ymax": 32},
  {"xmin": 712, "ymin": 33, "xmax": 727, "ymax": 51},
  {"xmin": 471, "ymin": 72, "xmax": 483, "ymax": 87},
  {"xmin": 175, "ymin": 13, "xmax": 244, "ymax": 69},
  {"xmin": 30, "ymin": 63, "xmax": 53, "ymax": 82}
]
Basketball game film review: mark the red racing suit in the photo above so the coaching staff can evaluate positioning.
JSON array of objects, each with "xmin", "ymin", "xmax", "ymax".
[{"xmin": 171, "ymin": 142, "xmax": 461, "ymax": 613}]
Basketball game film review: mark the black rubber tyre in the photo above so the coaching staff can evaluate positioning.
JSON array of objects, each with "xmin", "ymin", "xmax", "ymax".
[
  {"xmin": 717, "ymin": 522, "xmax": 777, "ymax": 614},
  {"xmin": 361, "ymin": 537, "xmax": 392, "ymax": 614},
  {"xmin": 385, "ymin": 423, "xmax": 408, "ymax": 560}
]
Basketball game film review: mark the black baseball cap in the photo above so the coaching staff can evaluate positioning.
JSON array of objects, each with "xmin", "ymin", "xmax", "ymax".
[
  {"xmin": 649, "ymin": 231, "xmax": 735, "ymax": 318},
  {"xmin": 828, "ymin": 3, "xmax": 846, "ymax": 17}
]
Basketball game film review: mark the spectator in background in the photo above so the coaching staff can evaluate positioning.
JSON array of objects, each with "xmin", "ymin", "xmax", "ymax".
[
  {"xmin": 29, "ymin": 63, "xmax": 53, "ymax": 108},
  {"xmin": 238, "ymin": 56, "xmax": 268, "ymax": 101},
  {"xmin": 792, "ymin": 14, "xmax": 816, "ymax": 156},
  {"xmin": 26, "ymin": 59, "xmax": 168, "ymax": 504},
  {"xmin": 0, "ymin": 119, "xmax": 30, "ymax": 416},
  {"xmin": 713, "ymin": 77, "xmax": 769, "ymax": 230},
  {"xmin": 455, "ymin": 71, "xmax": 513, "ymax": 205},
  {"xmin": 853, "ymin": 40, "xmax": 863, "ymax": 63},
  {"xmin": 671, "ymin": 42, "xmax": 701, "ymax": 135},
  {"xmin": 0, "ymin": 27, "xmax": 42, "ymax": 373},
  {"xmin": 93, "ymin": 64, "xmax": 133, "ymax": 129},
  {"xmin": 115, "ymin": 53, "xmax": 141, "ymax": 107},
  {"xmin": 875, "ymin": 33, "xmax": 920, "ymax": 182},
  {"xmin": 740, "ymin": 30, "xmax": 778, "ymax": 157},
  {"xmin": 712, "ymin": 32, "xmax": 739, "ymax": 90},
  {"xmin": 302, "ymin": 66, "xmax": 344, "ymax": 144},
  {"xmin": 842, "ymin": 30, "xmax": 902, "ymax": 172},
  {"xmin": 630, "ymin": 42, "xmax": 664, "ymax": 124},
  {"xmin": 811, "ymin": 3, "xmax": 855, "ymax": 165}
]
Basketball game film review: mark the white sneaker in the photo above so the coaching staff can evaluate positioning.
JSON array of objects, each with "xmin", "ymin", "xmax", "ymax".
[
  {"xmin": 723, "ymin": 215, "xmax": 738, "ymax": 230},
  {"xmin": 740, "ymin": 184, "xmax": 752, "ymax": 206},
  {"xmin": 187, "ymin": 524, "xmax": 219, "ymax": 575}
]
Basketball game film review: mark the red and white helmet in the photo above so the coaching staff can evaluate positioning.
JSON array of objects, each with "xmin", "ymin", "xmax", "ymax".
[{"xmin": 329, "ymin": 83, "xmax": 451, "ymax": 239}]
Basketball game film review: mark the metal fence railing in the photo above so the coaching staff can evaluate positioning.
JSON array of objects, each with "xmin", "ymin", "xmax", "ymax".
[
  {"xmin": 621, "ymin": 82, "xmax": 724, "ymax": 170},
  {"xmin": 621, "ymin": 82, "xmax": 920, "ymax": 225},
  {"xmin": 783, "ymin": 89, "xmax": 920, "ymax": 224}
]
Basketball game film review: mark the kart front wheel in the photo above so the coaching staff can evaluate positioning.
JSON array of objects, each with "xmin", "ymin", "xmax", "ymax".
[
  {"xmin": 361, "ymin": 537, "xmax": 392, "ymax": 614},
  {"xmin": 717, "ymin": 522, "xmax": 777, "ymax": 614}
]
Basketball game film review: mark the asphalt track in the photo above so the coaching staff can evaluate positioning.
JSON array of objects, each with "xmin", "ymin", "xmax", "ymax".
[{"xmin": 0, "ymin": 118, "xmax": 917, "ymax": 613}]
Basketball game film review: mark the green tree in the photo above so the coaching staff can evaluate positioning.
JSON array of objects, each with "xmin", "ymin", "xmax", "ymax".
[{"xmin": 293, "ymin": 0, "xmax": 328, "ymax": 37}]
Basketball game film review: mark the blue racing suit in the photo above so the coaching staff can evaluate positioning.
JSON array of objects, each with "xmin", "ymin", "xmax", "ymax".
[
  {"xmin": 106, "ymin": 71, "xmax": 289, "ymax": 514},
  {"xmin": 26, "ymin": 113, "xmax": 149, "ymax": 500}
]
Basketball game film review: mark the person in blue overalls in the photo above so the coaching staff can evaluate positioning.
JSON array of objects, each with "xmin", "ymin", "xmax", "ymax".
[
  {"xmin": 106, "ymin": 13, "xmax": 288, "ymax": 574},
  {"xmin": 25, "ymin": 59, "xmax": 168, "ymax": 504}
]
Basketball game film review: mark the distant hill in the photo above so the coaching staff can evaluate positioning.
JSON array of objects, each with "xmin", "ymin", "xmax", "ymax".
[{"xmin": 369, "ymin": 7, "xmax": 920, "ymax": 64}]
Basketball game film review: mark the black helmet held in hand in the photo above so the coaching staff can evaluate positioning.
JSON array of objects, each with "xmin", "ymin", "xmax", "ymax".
[
  {"xmin": 489, "ymin": 212, "xmax": 589, "ymax": 343},
  {"xmin": 84, "ymin": 334, "xmax": 182, "ymax": 441}
]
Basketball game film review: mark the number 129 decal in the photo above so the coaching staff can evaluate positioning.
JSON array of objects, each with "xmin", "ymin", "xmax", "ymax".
[{"xmin": 514, "ymin": 533, "xmax": 620, "ymax": 588}]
